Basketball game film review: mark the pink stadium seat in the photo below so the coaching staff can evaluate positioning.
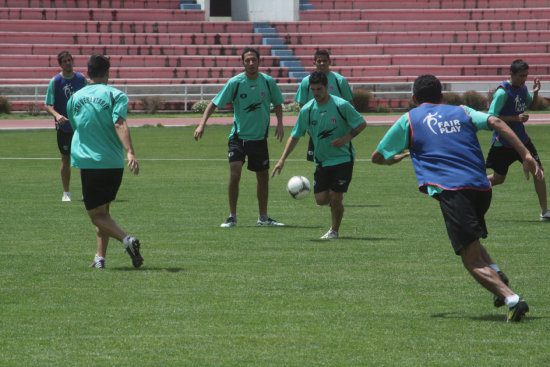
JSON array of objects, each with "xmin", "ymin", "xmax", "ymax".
[
  {"xmin": 307, "ymin": 0, "xmax": 549, "ymax": 9},
  {"xmin": 2, "ymin": 0, "xmax": 550, "ymax": 111},
  {"xmin": 0, "ymin": 8, "xmax": 204, "ymax": 21}
]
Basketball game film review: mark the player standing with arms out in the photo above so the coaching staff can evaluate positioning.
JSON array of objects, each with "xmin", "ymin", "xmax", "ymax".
[
  {"xmin": 272, "ymin": 71, "xmax": 366, "ymax": 239},
  {"xmin": 67, "ymin": 54, "xmax": 143, "ymax": 269},
  {"xmin": 371, "ymin": 74, "xmax": 542, "ymax": 322},
  {"xmin": 485, "ymin": 59, "xmax": 549, "ymax": 220},
  {"xmin": 44, "ymin": 51, "xmax": 87, "ymax": 202},
  {"xmin": 295, "ymin": 49, "xmax": 354, "ymax": 162},
  {"xmin": 194, "ymin": 47, "xmax": 285, "ymax": 228}
]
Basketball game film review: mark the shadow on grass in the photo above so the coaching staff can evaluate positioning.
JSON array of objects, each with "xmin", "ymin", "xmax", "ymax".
[
  {"xmin": 431, "ymin": 312, "xmax": 544, "ymax": 322},
  {"xmin": 307, "ymin": 236, "xmax": 396, "ymax": 242},
  {"xmin": 109, "ymin": 267, "xmax": 183, "ymax": 272},
  {"xmin": 345, "ymin": 204, "xmax": 383, "ymax": 208},
  {"xmin": 491, "ymin": 219, "xmax": 543, "ymax": 224}
]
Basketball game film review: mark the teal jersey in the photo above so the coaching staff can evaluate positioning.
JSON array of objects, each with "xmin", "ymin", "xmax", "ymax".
[
  {"xmin": 376, "ymin": 104, "xmax": 490, "ymax": 195},
  {"xmin": 292, "ymin": 95, "xmax": 365, "ymax": 167},
  {"xmin": 67, "ymin": 84, "xmax": 129, "ymax": 169},
  {"xmin": 294, "ymin": 71, "xmax": 353, "ymax": 105},
  {"xmin": 212, "ymin": 72, "xmax": 284, "ymax": 141}
]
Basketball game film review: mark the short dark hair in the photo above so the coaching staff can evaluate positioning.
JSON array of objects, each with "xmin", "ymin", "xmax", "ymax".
[
  {"xmin": 510, "ymin": 59, "xmax": 529, "ymax": 73},
  {"xmin": 87, "ymin": 54, "xmax": 110, "ymax": 79},
  {"xmin": 57, "ymin": 51, "xmax": 73, "ymax": 65},
  {"xmin": 413, "ymin": 74, "xmax": 442, "ymax": 104},
  {"xmin": 241, "ymin": 47, "xmax": 260, "ymax": 60},
  {"xmin": 314, "ymin": 49, "xmax": 330, "ymax": 61},
  {"xmin": 309, "ymin": 70, "xmax": 328, "ymax": 86}
]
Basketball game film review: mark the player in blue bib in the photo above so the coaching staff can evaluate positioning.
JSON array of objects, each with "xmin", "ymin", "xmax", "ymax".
[
  {"xmin": 194, "ymin": 48, "xmax": 285, "ymax": 228},
  {"xmin": 44, "ymin": 51, "xmax": 87, "ymax": 202},
  {"xmin": 484, "ymin": 59, "xmax": 549, "ymax": 221},
  {"xmin": 272, "ymin": 70, "xmax": 366, "ymax": 239},
  {"xmin": 372, "ymin": 74, "xmax": 542, "ymax": 322}
]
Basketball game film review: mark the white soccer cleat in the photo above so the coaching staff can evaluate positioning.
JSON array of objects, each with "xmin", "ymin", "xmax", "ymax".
[
  {"xmin": 540, "ymin": 210, "xmax": 550, "ymax": 221},
  {"xmin": 221, "ymin": 216, "xmax": 237, "ymax": 228},
  {"xmin": 62, "ymin": 192, "xmax": 71, "ymax": 202},
  {"xmin": 321, "ymin": 229, "xmax": 339, "ymax": 239},
  {"xmin": 257, "ymin": 217, "xmax": 285, "ymax": 226}
]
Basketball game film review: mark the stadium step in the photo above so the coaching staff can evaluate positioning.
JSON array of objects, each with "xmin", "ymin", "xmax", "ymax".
[
  {"xmin": 0, "ymin": 7, "xmax": 205, "ymax": 21},
  {"xmin": 272, "ymin": 19, "xmax": 550, "ymax": 33},
  {"xmin": 300, "ymin": 8, "xmax": 550, "ymax": 21},
  {"xmin": 0, "ymin": 20, "xmax": 255, "ymax": 33},
  {"xmin": 306, "ymin": 0, "xmax": 549, "ymax": 9},
  {"xmin": 0, "ymin": 0, "xmax": 181, "ymax": 8}
]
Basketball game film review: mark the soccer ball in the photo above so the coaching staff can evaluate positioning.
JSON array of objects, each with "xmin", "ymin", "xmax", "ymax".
[{"xmin": 286, "ymin": 176, "xmax": 311, "ymax": 200}]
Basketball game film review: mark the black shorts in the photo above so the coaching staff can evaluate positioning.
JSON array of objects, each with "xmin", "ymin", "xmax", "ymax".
[
  {"xmin": 313, "ymin": 161, "xmax": 354, "ymax": 193},
  {"xmin": 227, "ymin": 138, "xmax": 269, "ymax": 172},
  {"xmin": 434, "ymin": 189, "xmax": 492, "ymax": 255},
  {"xmin": 486, "ymin": 140, "xmax": 542, "ymax": 176},
  {"xmin": 57, "ymin": 129, "xmax": 73, "ymax": 156},
  {"xmin": 80, "ymin": 168, "xmax": 124, "ymax": 210}
]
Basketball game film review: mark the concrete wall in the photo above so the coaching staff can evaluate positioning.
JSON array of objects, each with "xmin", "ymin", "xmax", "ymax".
[{"xmin": 231, "ymin": 0, "xmax": 299, "ymax": 21}]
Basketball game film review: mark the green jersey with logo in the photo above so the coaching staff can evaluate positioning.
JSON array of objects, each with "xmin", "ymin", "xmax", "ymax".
[
  {"xmin": 294, "ymin": 71, "xmax": 353, "ymax": 105},
  {"xmin": 67, "ymin": 84, "xmax": 129, "ymax": 169},
  {"xmin": 292, "ymin": 95, "xmax": 365, "ymax": 167},
  {"xmin": 212, "ymin": 72, "xmax": 284, "ymax": 141}
]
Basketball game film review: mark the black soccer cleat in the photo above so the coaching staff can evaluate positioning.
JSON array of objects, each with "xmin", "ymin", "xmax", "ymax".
[
  {"xmin": 493, "ymin": 271, "xmax": 509, "ymax": 308},
  {"xmin": 125, "ymin": 237, "xmax": 143, "ymax": 268},
  {"xmin": 506, "ymin": 299, "xmax": 529, "ymax": 322}
]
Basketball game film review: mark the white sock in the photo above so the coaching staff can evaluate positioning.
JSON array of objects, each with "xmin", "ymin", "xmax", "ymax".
[
  {"xmin": 505, "ymin": 294, "xmax": 520, "ymax": 308},
  {"xmin": 489, "ymin": 264, "xmax": 501, "ymax": 273},
  {"xmin": 122, "ymin": 235, "xmax": 131, "ymax": 247}
]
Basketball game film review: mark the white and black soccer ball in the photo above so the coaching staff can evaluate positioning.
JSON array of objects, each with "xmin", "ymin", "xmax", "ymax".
[{"xmin": 286, "ymin": 176, "xmax": 311, "ymax": 200}]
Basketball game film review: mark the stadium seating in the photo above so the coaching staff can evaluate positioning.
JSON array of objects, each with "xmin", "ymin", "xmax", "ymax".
[{"xmin": 1, "ymin": 0, "xmax": 549, "ymax": 111}]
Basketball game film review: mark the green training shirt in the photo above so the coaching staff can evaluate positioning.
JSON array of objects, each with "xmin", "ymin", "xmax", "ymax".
[
  {"xmin": 294, "ymin": 71, "xmax": 353, "ymax": 105},
  {"xmin": 292, "ymin": 95, "xmax": 365, "ymax": 167},
  {"xmin": 212, "ymin": 72, "xmax": 284, "ymax": 141},
  {"xmin": 67, "ymin": 84, "xmax": 129, "ymax": 169}
]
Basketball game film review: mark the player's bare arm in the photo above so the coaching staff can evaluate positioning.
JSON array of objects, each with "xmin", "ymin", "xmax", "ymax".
[
  {"xmin": 371, "ymin": 150, "xmax": 410, "ymax": 165},
  {"xmin": 194, "ymin": 101, "xmax": 217, "ymax": 140},
  {"xmin": 44, "ymin": 104, "xmax": 69, "ymax": 124},
  {"xmin": 271, "ymin": 137, "xmax": 300, "ymax": 177},
  {"xmin": 331, "ymin": 122, "xmax": 366, "ymax": 148},
  {"xmin": 115, "ymin": 117, "xmax": 139, "ymax": 175},
  {"xmin": 274, "ymin": 104, "xmax": 284, "ymax": 142}
]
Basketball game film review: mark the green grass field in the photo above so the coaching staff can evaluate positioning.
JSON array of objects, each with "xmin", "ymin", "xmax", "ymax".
[{"xmin": 1, "ymin": 124, "xmax": 549, "ymax": 366}]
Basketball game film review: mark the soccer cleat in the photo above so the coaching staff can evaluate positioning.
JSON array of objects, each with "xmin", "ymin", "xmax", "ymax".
[
  {"xmin": 125, "ymin": 237, "xmax": 143, "ymax": 268},
  {"xmin": 540, "ymin": 209, "xmax": 550, "ymax": 221},
  {"xmin": 221, "ymin": 216, "xmax": 237, "ymax": 228},
  {"xmin": 257, "ymin": 217, "xmax": 285, "ymax": 226},
  {"xmin": 321, "ymin": 229, "xmax": 339, "ymax": 239},
  {"xmin": 493, "ymin": 271, "xmax": 510, "ymax": 308},
  {"xmin": 62, "ymin": 192, "xmax": 71, "ymax": 202},
  {"xmin": 90, "ymin": 256, "xmax": 105, "ymax": 268},
  {"xmin": 506, "ymin": 299, "xmax": 529, "ymax": 322}
]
